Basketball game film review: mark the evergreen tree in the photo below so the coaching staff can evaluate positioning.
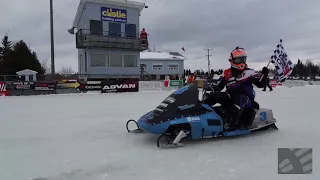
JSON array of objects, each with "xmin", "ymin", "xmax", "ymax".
[
  {"xmin": 0, "ymin": 35, "xmax": 12, "ymax": 60},
  {"xmin": 9, "ymin": 40, "xmax": 45, "ymax": 75},
  {"xmin": 0, "ymin": 34, "xmax": 46, "ymax": 76},
  {"xmin": 0, "ymin": 35, "xmax": 14, "ymax": 74}
]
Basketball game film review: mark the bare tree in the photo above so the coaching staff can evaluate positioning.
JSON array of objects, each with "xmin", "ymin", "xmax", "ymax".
[
  {"xmin": 58, "ymin": 65, "xmax": 75, "ymax": 75},
  {"xmin": 41, "ymin": 59, "xmax": 51, "ymax": 74}
]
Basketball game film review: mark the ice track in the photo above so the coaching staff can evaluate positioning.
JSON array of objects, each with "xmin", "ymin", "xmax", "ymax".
[{"xmin": 0, "ymin": 86, "xmax": 319, "ymax": 180}]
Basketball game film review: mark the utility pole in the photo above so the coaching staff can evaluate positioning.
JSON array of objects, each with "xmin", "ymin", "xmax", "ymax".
[
  {"xmin": 204, "ymin": 48, "xmax": 213, "ymax": 75},
  {"xmin": 50, "ymin": 0, "xmax": 55, "ymax": 80}
]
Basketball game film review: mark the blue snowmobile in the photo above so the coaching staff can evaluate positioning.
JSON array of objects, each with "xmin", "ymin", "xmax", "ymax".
[{"xmin": 126, "ymin": 83, "xmax": 278, "ymax": 148}]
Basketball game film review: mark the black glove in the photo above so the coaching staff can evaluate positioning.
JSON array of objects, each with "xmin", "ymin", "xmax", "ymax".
[
  {"xmin": 208, "ymin": 84, "xmax": 220, "ymax": 92},
  {"xmin": 262, "ymin": 67, "xmax": 269, "ymax": 76}
]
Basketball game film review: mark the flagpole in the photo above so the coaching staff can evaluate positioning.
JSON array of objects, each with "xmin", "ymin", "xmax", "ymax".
[
  {"xmin": 260, "ymin": 39, "xmax": 282, "ymax": 82},
  {"xmin": 266, "ymin": 39, "xmax": 282, "ymax": 68},
  {"xmin": 266, "ymin": 60, "xmax": 271, "ymax": 68}
]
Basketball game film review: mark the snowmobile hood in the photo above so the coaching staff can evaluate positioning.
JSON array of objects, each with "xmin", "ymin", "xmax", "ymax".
[{"xmin": 144, "ymin": 83, "xmax": 213, "ymax": 125}]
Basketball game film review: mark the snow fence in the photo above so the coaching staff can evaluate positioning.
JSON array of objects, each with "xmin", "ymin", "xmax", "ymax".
[{"xmin": 2, "ymin": 78, "xmax": 320, "ymax": 97}]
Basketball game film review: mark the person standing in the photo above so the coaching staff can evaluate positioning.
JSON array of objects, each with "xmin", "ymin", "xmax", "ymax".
[
  {"xmin": 140, "ymin": 28, "xmax": 148, "ymax": 45},
  {"xmin": 262, "ymin": 72, "xmax": 273, "ymax": 91}
]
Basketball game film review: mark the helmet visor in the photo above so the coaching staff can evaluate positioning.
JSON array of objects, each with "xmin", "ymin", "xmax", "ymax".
[{"xmin": 232, "ymin": 57, "xmax": 246, "ymax": 64}]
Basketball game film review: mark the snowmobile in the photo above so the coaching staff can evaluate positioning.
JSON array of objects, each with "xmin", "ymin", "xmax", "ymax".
[{"xmin": 126, "ymin": 83, "xmax": 278, "ymax": 148}]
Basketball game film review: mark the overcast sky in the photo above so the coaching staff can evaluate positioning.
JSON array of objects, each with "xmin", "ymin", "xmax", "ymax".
[{"xmin": 0, "ymin": 0, "xmax": 319, "ymax": 73}]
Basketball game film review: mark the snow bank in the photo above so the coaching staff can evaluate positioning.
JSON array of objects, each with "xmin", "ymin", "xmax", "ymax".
[{"xmin": 282, "ymin": 80, "xmax": 320, "ymax": 87}]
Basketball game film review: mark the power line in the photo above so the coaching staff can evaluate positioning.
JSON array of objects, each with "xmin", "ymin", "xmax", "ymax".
[{"xmin": 53, "ymin": 9, "xmax": 68, "ymax": 21}]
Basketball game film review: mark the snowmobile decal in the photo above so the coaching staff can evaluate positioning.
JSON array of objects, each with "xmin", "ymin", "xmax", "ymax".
[
  {"xmin": 178, "ymin": 104, "xmax": 195, "ymax": 110},
  {"xmin": 186, "ymin": 116, "xmax": 200, "ymax": 122},
  {"xmin": 260, "ymin": 112, "xmax": 267, "ymax": 121}
]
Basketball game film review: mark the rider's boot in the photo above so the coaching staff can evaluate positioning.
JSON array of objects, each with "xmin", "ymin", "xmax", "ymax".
[
  {"xmin": 224, "ymin": 104, "xmax": 242, "ymax": 131},
  {"xmin": 242, "ymin": 108, "xmax": 257, "ymax": 128}
]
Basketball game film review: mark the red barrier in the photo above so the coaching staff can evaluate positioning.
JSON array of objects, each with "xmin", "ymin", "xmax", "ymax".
[
  {"xmin": 164, "ymin": 80, "xmax": 169, "ymax": 87},
  {"xmin": 0, "ymin": 82, "xmax": 8, "ymax": 96},
  {"xmin": 270, "ymin": 80, "xmax": 282, "ymax": 88}
]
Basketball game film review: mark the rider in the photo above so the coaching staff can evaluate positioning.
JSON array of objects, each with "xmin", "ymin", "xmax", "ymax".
[{"xmin": 206, "ymin": 46, "xmax": 269, "ymax": 130}]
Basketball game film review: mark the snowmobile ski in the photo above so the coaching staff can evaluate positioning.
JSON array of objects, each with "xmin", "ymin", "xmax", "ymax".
[
  {"xmin": 249, "ymin": 122, "xmax": 278, "ymax": 131},
  {"xmin": 126, "ymin": 119, "xmax": 144, "ymax": 133},
  {"xmin": 157, "ymin": 130, "xmax": 189, "ymax": 148}
]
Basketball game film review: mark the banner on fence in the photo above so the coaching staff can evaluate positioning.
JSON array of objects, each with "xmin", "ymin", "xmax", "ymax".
[
  {"xmin": 57, "ymin": 79, "xmax": 80, "ymax": 89},
  {"xmin": 12, "ymin": 82, "xmax": 34, "ymax": 90},
  {"xmin": 139, "ymin": 81, "xmax": 163, "ymax": 91},
  {"xmin": 87, "ymin": 81, "xmax": 102, "ymax": 84},
  {"xmin": 169, "ymin": 80, "xmax": 183, "ymax": 87},
  {"xmin": 33, "ymin": 82, "xmax": 57, "ymax": 91},
  {"xmin": 270, "ymin": 80, "xmax": 282, "ymax": 88},
  {"xmin": 0, "ymin": 82, "xmax": 8, "ymax": 96},
  {"xmin": 101, "ymin": 80, "xmax": 139, "ymax": 93},
  {"xmin": 79, "ymin": 84, "xmax": 102, "ymax": 91},
  {"xmin": 77, "ymin": 81, "xmax": 102, "ymax": 91}
]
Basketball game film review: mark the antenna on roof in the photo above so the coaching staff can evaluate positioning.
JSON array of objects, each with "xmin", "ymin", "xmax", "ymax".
[{"xmin": 204, "ymin": 48, "xmax": 214, "ymax": 76}]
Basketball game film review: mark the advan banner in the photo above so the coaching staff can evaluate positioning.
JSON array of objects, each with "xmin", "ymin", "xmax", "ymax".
[{"xmin": 101, "ymin": 79, "xmax": 139, "ymax": 93}]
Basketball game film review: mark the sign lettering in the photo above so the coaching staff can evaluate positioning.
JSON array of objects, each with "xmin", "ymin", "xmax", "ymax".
[
  {"xmin": 86, "ymin": 85, "xmax": 101, "ymax": 89},
  {"xmin": 0, "ymin": 82, "xmax": 8, "ymax": 96},
  {"xmin": 87, "ymin": 81, "xmax": 101, "ymax": 84},
  {"xmin": 158, "ymin": 103, "xmax": 168, "ymax": 108},
  {"xmin": 101, "ymin": 80, "xmax": 139, "ymax": 93},
  {"xmin": 34, "ymin": 82, "xmax": 56, "ymax": 91},
  {"xmin": 187, "ymin": 116, "xmax": 201, "ymax": 122},
  {"xmin": 0, "ymin": 84, "xmax": 6, "ymax": 91},
  {"xmin": 139, "ymin": 81, "xmax": 162, "ymax": 91},
  {"xmin": 101, "ymin": 7, "xmax": 127, "ymax": 23},
  {"xmin": 164, "ymin": 97, "xmax": 175, "ymax": 103},
  {"xmin": 103, "ymin": 84, "xmax": 136, "ymax": 90}
]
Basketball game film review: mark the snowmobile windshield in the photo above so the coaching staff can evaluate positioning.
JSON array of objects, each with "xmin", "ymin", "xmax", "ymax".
[{"xmin": 145, "ymin": 83, "xmax": 211, "ymax": 125}]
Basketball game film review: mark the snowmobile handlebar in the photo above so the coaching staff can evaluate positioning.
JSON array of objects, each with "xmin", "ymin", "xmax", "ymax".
[
  {"xmin": 202, "ymin": 84, "xmax": 220, "ymax": 102},
  {"xmin": 201, "ymin": 84, "xmax": 218, "ymax": 103},
  {"xmin": 203, "ymin": 83, "xmax": 220, "ymax": 93}
]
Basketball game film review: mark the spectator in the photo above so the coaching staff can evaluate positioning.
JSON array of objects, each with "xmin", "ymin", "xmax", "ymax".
[
  {"xmin": 261, "ymin": 67, "xmax": 273, "ymax": 91},
  {"xmin": 187, "ymin": 73, "xmax": 196, "ymax": 83},
  {"xmin": 140, "ymin": 28, "xmax": 148, "ymax": 45},
  {"xmin": 263, "ymin": 77, "xmax": 273, "ymax": 91}
]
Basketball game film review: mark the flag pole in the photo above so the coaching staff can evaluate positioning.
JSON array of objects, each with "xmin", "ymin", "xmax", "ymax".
[
  {"xmin": 267, "ymin": 39, "xmax": 282, "ymax": 68},
  {"xmin": 260, "ymin": 39, "xmax": 282, "ymax": 82}
]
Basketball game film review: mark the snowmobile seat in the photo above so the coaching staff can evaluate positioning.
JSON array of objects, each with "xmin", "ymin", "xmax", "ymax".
[{"xmin": 252, "ymin": 101, "xmax": 259, "ymax": 110}]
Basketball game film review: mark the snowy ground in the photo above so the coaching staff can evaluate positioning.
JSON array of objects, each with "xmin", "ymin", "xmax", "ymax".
[{"xmin": 0, "ymin": 86, "xmax": 319, "ymax": 180}]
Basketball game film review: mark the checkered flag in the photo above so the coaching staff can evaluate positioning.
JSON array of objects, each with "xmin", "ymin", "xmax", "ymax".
[{"xmin": 270, "ymin": 39, "xmax": 294, "ymax": 82}]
